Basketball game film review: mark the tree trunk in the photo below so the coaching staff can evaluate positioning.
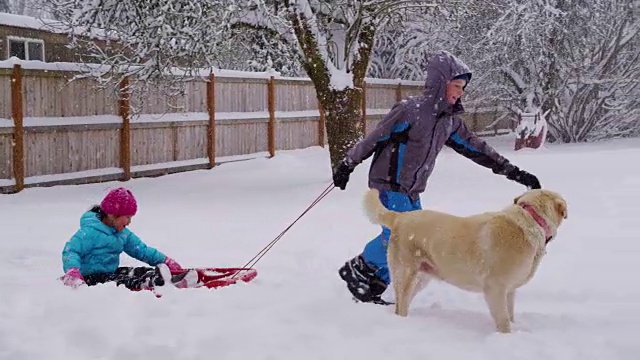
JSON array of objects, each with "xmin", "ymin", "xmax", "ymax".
[
  {"xmin": 318, "ymin": 87, "xmax": 365, "ymax": 168},
  {"xmin": 283, "ymin": 1, "xmax": 375, "ymax": 168}
]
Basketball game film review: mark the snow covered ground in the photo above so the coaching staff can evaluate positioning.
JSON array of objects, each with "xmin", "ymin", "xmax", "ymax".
[{"xmin": 1, "ymin": 134, "xmax": 639, "ymax": 360}]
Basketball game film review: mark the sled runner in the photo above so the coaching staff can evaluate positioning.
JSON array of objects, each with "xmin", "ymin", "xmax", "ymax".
[{"xmin": 171, "ymin": 267, "xmax": 258, "ymax": 289}]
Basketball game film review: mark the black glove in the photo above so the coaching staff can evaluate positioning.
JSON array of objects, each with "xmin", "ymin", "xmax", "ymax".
[
  {"xmin": 332, "ymin": 158, "xmax": 355, "ymax": 190},
  {"xmin": 506, "ymin": 167, "xmax": 541, "ymax": 190}
]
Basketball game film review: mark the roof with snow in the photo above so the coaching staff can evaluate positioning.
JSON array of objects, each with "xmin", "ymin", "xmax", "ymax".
[
  {"xmin": 0, "ymin": 12, "xmax": 63, "ymax": 33},
  {"xmin": 0, "ymin": 12, "xmax": 109, "ymax": 40}
]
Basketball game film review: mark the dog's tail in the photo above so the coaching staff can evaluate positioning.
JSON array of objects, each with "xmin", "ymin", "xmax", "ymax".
[{"xmin": 363, "ymin": 188, "xmax": 399, "ymax": 229}]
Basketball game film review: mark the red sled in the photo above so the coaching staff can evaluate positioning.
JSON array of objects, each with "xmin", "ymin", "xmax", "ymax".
[{"xmin": 171, "ymin": 267, "xmax": 258, "ymax": 289}]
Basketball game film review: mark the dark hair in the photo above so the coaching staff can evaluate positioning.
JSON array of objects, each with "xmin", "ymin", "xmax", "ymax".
[{"xmin": 89, "ymin": 205, "xmax": 107, "ymax": 220}]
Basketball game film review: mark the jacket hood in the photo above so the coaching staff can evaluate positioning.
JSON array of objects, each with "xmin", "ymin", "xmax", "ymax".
[
  {"xmin": 80, "ymin": 211, "xmax": 117, "ymax": 235},
  {"xmin": 422, "ymin": 50, "xmax": 472, "ymax": 116}
]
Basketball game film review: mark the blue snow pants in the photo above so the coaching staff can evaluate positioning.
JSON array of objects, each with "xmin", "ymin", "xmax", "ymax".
[{"xmin": 361, "ymin": 190, "xmax": 422, "ymax": 284}]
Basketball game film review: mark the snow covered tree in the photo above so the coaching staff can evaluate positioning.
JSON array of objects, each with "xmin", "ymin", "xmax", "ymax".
[
  {"xmin": 365, "ymin": 1, "xmax": 511, "ymax": 118},
  {"xmin": 240, "ymin": 0, "xmax": 438, "ymax": 167},
  {"xmin": 367, "ymin": 4, "xmax": 457, "ymax": 81},
  {"xmin": 476, "ymin": 0, "xmax": 640, "ymax": 142},
  {"xmin": 216, "ymin": 24, "xmax": 305, "ymax": 76},
  {"xmin": 49, "ymin": 0, "xmax": 240, "ymax": 94},
  {"xmin": 381, "ymin": 0, "xmax": 640, "ymax": 142},
  {"xmin": 46, "ymin": 0, "xmax": 263, "ymax": 117},
  {"xmin": 0, "ymin": 0, "xmax": 10, "ymax": 13},
  {"xmin": 3, "ymin": 0, "xmax": 61, "ymax": 19}
]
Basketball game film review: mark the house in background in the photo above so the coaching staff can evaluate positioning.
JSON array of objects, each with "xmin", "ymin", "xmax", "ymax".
[{"xmin": 0, "ymin": 12, "xmax": 104, "ymax": 63}]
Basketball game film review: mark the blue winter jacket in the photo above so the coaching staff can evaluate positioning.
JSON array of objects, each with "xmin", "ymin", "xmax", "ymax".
[{"xmin": 62, "ymin": 211, "xmax": 167, "ymax": 276}]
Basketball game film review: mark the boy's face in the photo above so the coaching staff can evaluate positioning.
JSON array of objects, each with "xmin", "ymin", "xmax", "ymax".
[{"xmin": 445, "ymin": 78, "xmax": 467, "ymax": 104}]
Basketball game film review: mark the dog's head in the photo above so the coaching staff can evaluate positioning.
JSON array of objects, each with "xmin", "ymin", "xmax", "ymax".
[{"xmin": 513, "ymin": 189, "xmax": 568, "ymax": 236}]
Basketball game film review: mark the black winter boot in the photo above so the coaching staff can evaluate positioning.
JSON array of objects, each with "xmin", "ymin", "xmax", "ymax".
[{"xmin": 339, "ymin": 255, "xmax": 389, "ymax": 304}]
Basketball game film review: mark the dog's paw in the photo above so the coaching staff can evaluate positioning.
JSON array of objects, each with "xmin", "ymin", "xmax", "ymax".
[
  {"xmin": 508, "ymin": 322, "xmax": 531, "ymax": 334},
  {"xmin": 495, "ymin": 321, "xmax": 512, "ymax": 334}
]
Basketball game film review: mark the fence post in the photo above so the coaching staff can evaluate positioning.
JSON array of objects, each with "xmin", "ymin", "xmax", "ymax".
[
  {"xmin": 267, "ymin": 76, "xmax": 276, "ymax": 158},
  {"xmin": 118, "ymin": 76, "xmax": 131, "ymax": 181},
  {"xmin": 11, "ymin": 64, "xmax": 24, "ymax": 192},
  {"xmin": 361, "ymin": 80, "xmax": 367, "ymax": 135},
  {"xmin": 395, "ymin": 82, "xmax": 402, "ymax": 102},
  {"xmin": 207, "ymin": 73, "xmax": 216, "ymax": 168},
  {"xmin": 472, "ymin": 106, "xmax": 479, "ymax": 132},
  {"xmin": 318, "ymin": 99, "xmax": 325, "ymax": 147}
]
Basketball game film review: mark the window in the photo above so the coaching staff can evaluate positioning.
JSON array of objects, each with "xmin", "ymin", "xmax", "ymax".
[{"xmin": 8, "ymin": 37, "xmax": 45, "ymax": 61}]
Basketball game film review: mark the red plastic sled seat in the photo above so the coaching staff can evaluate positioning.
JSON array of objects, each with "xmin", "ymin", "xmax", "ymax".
[{"xmin": 171, "ymin": 267, "xmax": 258, "ymax": 289}]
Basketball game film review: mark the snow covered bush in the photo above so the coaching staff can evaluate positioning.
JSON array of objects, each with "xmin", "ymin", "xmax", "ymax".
[
  {"xmin": 514, "ymin": 109, "xmax": 548, "ymax": 150},
  {"xmin": 477, "ymin": 0, "xmax": 640, "ymax": 143}
]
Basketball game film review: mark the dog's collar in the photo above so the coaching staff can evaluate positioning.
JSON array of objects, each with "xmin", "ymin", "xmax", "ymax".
[{"xmin": 519, "ymin": 202, "xmax": 552, "ymax": 243}]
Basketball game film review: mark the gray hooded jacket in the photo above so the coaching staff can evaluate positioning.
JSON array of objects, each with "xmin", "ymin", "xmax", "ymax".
[{"xmin": 346, "ymin": 51, "xmax": 515, "ymax": 201}]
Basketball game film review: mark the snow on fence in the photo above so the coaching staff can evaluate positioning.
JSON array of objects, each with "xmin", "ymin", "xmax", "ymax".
[{"xmin": 0, "ymin": 63, "xmax": 511, "ymax": 193}]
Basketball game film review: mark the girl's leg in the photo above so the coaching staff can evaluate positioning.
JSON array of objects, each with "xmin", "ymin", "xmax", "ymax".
[
  {"xmin": 112, "ymin": 267, "xmax": 164, "ymax": 290},
  {"xmin": 83, "ymin": 273, "xmax": 116, "ymax": 286}
]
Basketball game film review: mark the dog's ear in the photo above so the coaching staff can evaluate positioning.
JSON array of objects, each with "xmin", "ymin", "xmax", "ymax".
[{"xmin": 555, "ymin": 199, "xmax": 568, "ymax": 219}]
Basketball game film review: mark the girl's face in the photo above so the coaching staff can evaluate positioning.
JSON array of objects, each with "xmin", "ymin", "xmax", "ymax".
[{"xmin": 106, "ymin": 215, "xmax": 133, "ymax": 232}]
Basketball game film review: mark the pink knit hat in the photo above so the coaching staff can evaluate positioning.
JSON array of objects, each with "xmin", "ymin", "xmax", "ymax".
[{"xmin": 100, "ymin": 187, "xmax": 138, "ymax": 217}]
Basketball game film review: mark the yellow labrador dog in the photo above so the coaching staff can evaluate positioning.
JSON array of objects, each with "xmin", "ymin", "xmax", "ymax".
[{"xmin": 363, "ymin": 188, "xmax": 568, "ymax": 333}]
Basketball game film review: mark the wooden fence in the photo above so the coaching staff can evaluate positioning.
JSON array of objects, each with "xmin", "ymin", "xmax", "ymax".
[{"xmin": 0, "ymin": 64, "xmax": 512, "ymax": 193}]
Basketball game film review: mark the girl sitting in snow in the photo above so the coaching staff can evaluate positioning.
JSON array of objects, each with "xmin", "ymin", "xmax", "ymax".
[{"xmin": 60, "ymin": 187, "xmax": 197, "ymax": 290}]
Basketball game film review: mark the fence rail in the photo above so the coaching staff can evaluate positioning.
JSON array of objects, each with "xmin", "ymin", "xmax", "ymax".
[{"xmin": 0, "ymin": 64, "xmax": 512, "ymax": 193}]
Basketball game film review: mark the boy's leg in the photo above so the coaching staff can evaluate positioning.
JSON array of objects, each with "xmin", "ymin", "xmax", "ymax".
[
  {"xmin": 362, "ymin": 226, "xmax": 392, "ymax": 283},
  {"xmin": 339, "ymin": 190, "xmax": 422, "ymax": 303},
  {"xmin": 362, "ymin": 192, "xmax": 422, "ymax": 282}
]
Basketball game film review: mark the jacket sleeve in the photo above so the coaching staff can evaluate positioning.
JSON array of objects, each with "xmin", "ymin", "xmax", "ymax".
[
  {"xmin": 62, "ymin": 230, "xmax": 86, "ymax": 272},
  {"xmin": 445, "ymin": 116, "xmax": 516, "ymax": 175},
  {"xmin": 346, "ymin": 102, "xmax": 408, "ymax": 165},
  {"xmin": 122, "ymin": 230, "xmax": 167, "ymax": 266}
]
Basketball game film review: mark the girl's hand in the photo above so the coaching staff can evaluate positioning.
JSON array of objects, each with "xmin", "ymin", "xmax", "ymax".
[
  {"xmin": 163, "ymin": 257, "xmax": 184, "ymax": 271},
  {"xmin": 60, "ymin": 268, "xmax": 85, "ymax": 288}
]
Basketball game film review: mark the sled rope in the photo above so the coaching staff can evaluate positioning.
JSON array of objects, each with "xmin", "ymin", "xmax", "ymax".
[{"xmin": 232, "ymin": 182, "xmax": 335, "ymax": 278}]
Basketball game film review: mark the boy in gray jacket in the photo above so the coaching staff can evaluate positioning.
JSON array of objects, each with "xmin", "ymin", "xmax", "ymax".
[{"xmin": 333, "ymin": 50, "xmax": 541, "ymax": 304}]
